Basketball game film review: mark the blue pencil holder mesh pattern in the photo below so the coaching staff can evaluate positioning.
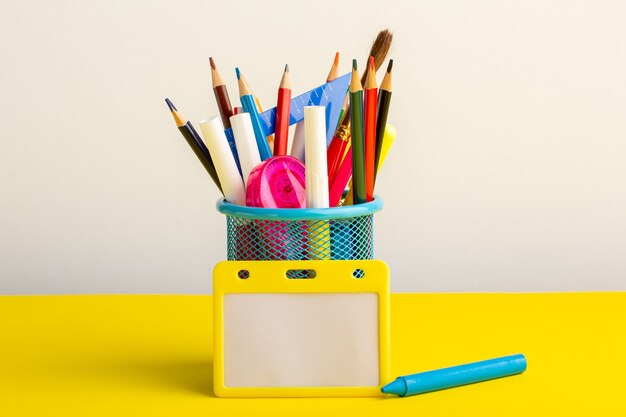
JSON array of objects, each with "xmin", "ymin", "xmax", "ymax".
[{"xmin": 216, "ymin": 197, "xmax": 383, "ymax": 261}]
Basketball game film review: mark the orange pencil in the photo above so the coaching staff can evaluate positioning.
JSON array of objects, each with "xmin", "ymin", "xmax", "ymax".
[
  {"xmin": 274, "ymin": 65, "xmax": 291, "ymax": 156},
  {"xmin": 364, "ymin": 56, "xmax": 378, "ymax": 202},
  {"xmin": 326, "ymin": 51, "xmax": 340, "ymax": 83},
  {"xmin": 325, "ymin": 53, "xmax": 351, "ymax": 183}
]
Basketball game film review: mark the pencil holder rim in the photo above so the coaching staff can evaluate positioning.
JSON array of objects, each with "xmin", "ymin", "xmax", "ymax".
[{"xmin": 216, "ymin": 196, "xmax": 383, "ymax": 221}]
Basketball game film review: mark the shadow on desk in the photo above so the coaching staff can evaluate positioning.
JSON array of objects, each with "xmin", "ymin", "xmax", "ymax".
[{"xmin": 85, "ymin": 358, "xmax": 215, "ymax": 397}]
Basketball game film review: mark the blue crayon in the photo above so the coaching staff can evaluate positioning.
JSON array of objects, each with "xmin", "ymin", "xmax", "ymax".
[{"xmin": 381, "ymin": 354, "xmax": 527, "ymax": 397}]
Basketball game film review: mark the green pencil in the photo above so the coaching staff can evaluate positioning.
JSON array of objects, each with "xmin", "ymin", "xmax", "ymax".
[{"xmin": 349, "ymin": 60, "xmax": 366, "ymax": 204}]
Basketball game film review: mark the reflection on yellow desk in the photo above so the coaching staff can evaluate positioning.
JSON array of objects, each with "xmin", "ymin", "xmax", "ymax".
[{"xmin": 0, "ymin": 293, "xmax": 624, "ymax": 416}]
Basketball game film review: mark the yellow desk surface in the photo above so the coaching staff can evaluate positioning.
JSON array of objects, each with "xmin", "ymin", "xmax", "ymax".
[{"xmin": 1, "ymin": 293, "xmax": 624, "ymax": 416}]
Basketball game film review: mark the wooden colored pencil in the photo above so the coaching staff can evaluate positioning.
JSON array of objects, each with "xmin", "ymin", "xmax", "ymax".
[
  {"xmin": 349, "ymin": 60, "xmax": 366, "ymax": 204},
  {"xmin": 326, "ymin": 52, "xmax": 339, "ymax": 83},
  {"xmin": 236, "ymin": 68, "xmax": 272, "ymax": 161},
  {"xmin": 274, "ymin": 64, "xmax": 291, "ymax": 156},
  {"xmin": 209, "ymin": 57, "xmax": 233, "ymax": 129},
  {"xmin": 375, "ymin": 59, "xmax": 393, "ymax": 182},
  {"xmin": 364, "ymin": 56, "xmax": 378, "ymax": 202},
  {"xmin": 294, "ymin": 52, "xmax": 341, "ymax": 163},
  {"xmin": 165, "ymin": 98, "xmax": 222, "ymax": 192}
]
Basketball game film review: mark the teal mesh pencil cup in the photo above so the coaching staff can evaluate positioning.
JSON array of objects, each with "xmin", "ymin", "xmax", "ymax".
[{"xmin": 216, "ymin": 197, "xmax": 383, "ymax": 261}]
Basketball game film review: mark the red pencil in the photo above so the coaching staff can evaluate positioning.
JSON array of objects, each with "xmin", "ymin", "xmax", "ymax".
[
  {"xmin": 364, "ymin": 56, "xmax": 378, "ymax": 202},
  {"xmin": 274, "ymin": 64, "xmax": 291, "ymax": 156}
]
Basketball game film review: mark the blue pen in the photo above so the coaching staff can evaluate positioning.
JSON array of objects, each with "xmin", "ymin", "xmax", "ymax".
[
  {"xmin": 236, "ymin": 68, "xmax": 272, "ymax": 161},
  {"xmin": 381, "ymin": 354, "xmax": 527, "ymax": 397}
]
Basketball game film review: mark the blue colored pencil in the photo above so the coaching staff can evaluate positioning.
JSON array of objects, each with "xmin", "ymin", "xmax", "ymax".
[{"xmin": 236, "ymin": 68, "xmax": 272, "ymax": 161}]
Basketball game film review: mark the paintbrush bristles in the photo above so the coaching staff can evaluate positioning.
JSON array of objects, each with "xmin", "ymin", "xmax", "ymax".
[
  {"xmin": 360, "ymin": 29, "xmax": 393, "ymax": 85},
  {"xmin": 370, "ymin": 29, "xmax": 393, "ymax": 66}
]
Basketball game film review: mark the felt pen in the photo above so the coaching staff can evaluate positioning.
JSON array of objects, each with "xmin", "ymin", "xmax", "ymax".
[{"xmin": 381, "ymin": 354, "xmax": 527, "ymax": 397}]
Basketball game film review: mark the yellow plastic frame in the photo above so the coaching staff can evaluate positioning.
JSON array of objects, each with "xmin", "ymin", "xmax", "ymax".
[{"xmin": 213, "ymin": 260, "xmax": 390, "ymax": 397}]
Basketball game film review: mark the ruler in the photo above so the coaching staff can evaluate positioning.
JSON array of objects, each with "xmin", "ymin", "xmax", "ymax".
[{"xmin": 224, "ymin": 73, "xmax": 350, "ymax": 154}]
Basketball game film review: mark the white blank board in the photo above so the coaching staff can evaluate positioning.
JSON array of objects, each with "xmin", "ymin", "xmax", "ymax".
[{"xmin": 223, "ymin": 293, "xmax": 379, "ymax": 387}]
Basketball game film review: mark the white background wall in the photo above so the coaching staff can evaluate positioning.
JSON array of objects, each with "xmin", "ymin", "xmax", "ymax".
[{"xmin": 1, "ymin": 0, "xmax": 625, "ymax": 294}]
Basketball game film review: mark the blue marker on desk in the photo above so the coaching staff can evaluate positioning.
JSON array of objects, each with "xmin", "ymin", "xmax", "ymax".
[{"xmin": 381, "ymin": 354, "xmax": 527, "ymax": 397}]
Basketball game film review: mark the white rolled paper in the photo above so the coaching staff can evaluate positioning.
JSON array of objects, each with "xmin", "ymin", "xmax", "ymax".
[
  {"xmin": 230, "ymin": 113, "xmax": 262, "ymax": 189},
  {"xmin": 199, "ymin": 116, "xmax": 245, "ymax": 206},
  {"xmin": 304, "ymin": 106, "xmax": 329, "ymax": 208}
]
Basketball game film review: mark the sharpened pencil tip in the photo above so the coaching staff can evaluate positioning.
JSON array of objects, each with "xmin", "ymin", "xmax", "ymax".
[
  {"xmin": 165, "ymin": 98, "xmax": 177, "ymax": 111},
  {"xmin": 387, "ymin": 59, "xmax": 393, "ymax": 73},
  {"xmin": 369, "ymin": 56, "xmax": 375, "ymax": 71},
  {"xmin": 334, "ymin": 52, "xmax": 339, "ymax": 66},
  {"xmin": 235, "ymin": 67, "xmax": 241, "ymax": 80},
  {"xmin": 284, "ymin": 64, "xmax": 289, "ymax": 72},
  {"xmin": 352, "ymin": 59, "xmax": 357, "ymax": 70},
  {"xmin": 209, "ymin": 57, "xmax": 216, "ymax": 70}
]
